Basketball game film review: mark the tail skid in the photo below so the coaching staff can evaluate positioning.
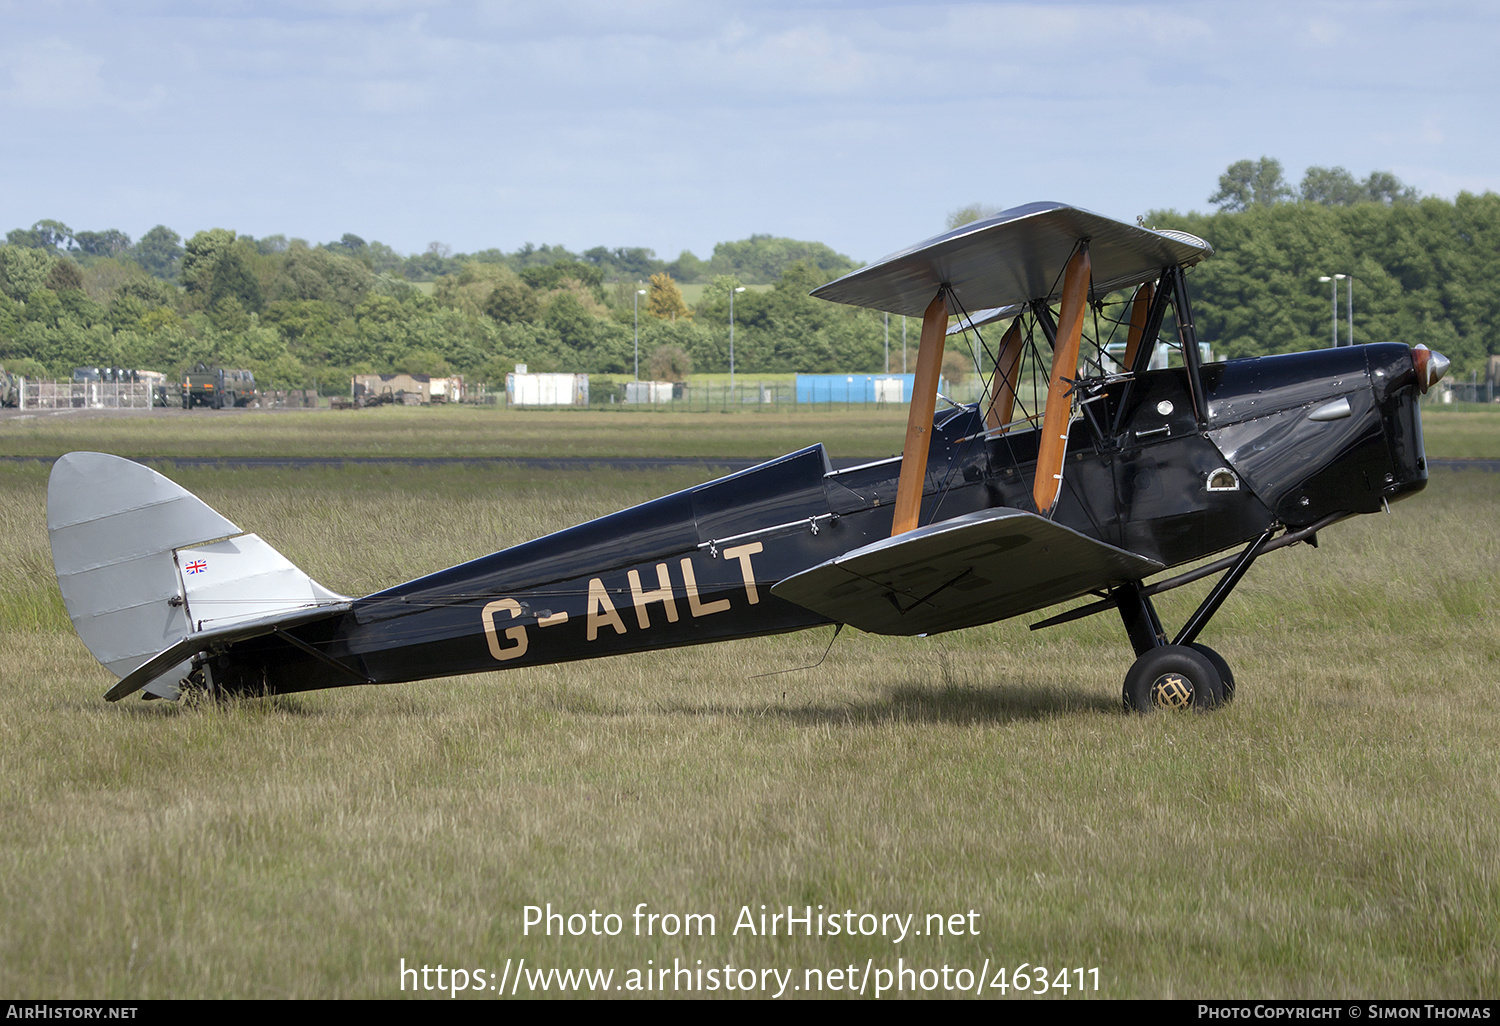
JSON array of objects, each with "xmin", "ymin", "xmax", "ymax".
[{"xmin": 48, "ymin": 452, "xmax": 349, "ymax": 701}]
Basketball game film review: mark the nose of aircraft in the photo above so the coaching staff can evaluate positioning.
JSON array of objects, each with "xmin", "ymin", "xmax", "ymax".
[{"xmin": 1411, "ymin": 344, "xmax": 1451, "ymax": 393}]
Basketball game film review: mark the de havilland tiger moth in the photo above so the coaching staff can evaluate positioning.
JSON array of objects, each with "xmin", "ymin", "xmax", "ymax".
[{"xmin": 47, "ymin": 202, "xmax": 1450, "ymax": 712}]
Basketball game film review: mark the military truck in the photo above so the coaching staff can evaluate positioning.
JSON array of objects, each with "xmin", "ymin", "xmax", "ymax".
[{"xmin": 182, "ymin": 364, "xmax": 256, "ymax": 409}]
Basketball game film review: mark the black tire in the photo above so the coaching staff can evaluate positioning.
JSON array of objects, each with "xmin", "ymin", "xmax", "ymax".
[
  {"xmin": 1189, "ymin": 643, "xmax": 1235, "ymax": 703},
  {"xmin": 1123, "ymin": 644, "xmax": 1225, "ymax": 713}
]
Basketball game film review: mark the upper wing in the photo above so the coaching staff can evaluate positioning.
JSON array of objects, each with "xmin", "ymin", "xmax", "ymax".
[
  {"xmin": 811, "ymin": 201, "xmax": 1211, "ymax": 318},
  {"xmin": 771, "ymin": 507, "xmax": 1162, "ymax": 636}
]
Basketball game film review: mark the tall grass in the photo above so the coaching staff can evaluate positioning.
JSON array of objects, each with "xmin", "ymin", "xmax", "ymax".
[
  {"xmin": 2, "ymin": 402, "xmax": 1494, "ymax": 460},
  {"xmin": 1, "ymin": 461, "xmax": 1496, "ymax": 998},
  {"xmin": 0, "ymin": 405, "xmax": 912, "ymax": 460}
]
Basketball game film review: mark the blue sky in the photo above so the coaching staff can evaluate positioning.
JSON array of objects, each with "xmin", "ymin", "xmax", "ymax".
[{"xmin": 2, "ymin": 1, "xmax": 1496, "ymax": 265}]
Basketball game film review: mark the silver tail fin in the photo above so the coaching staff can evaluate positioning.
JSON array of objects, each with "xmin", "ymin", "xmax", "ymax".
[{"xmin": 48, "ymin": 452, "xmax": 348, "ymax": 700}]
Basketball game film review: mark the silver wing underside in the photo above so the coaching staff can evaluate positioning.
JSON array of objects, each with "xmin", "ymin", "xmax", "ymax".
[
  {"xmin": 812, "ymin": 201, "xmax": 1211, "ymax": 318},
  {"xmin": 771, "ymin": 507, "xmax": 1162, "ymax": 636}
]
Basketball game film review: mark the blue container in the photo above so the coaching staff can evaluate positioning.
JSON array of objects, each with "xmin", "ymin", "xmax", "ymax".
[{"xmin": 795, "ymin": 374, "xmax": 930, "ymax": 404}]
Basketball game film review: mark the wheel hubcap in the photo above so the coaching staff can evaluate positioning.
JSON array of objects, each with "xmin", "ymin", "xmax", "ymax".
[{"xmin": 1150, "ymin": 672, "xmax": 1193, "ymax": 709}]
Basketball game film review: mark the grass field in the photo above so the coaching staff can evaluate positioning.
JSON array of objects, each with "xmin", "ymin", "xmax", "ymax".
[
  {"xmin": 1, "ymin": 408, "xmax": 1497, "ymax": 999},
  {"xmin": 1, "ymin": 401, "xmax": 1496, "ymax": 461},
  {"xmin": 0, "ymin": 405, "xmax": 911, "ymax": 461}
]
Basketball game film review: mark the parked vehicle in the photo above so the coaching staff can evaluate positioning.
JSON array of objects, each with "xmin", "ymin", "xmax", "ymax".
[{"xmin": 182, "ymin": 364, "xmax": 256, "ymax": 409}]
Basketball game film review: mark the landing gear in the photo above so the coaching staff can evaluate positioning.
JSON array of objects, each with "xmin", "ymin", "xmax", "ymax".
[
  {"xmin": 1032, "ymin": 530, "xmax": 1277, "ymax": 714},
  {"xmin": 1108, "ymin": 529, "xmax": 1270, "ymax": 713},
  {"xmin": 1122, "ymin": 644, "xmax": 1225, "ymax": 712}
]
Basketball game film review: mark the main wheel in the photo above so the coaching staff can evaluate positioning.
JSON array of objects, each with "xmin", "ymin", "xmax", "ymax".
[
  {"xmin": 1123, "ymin": 644, "xmax": 1225, "ymax": 713},
  {"xmin": 1188, "ymin": 643, "xmax": 1235, "ymax": 703}
]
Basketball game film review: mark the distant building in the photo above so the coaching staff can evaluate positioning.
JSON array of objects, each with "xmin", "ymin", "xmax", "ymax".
[
  {"xmin": 624, "ymin": 381, "xmax": 681, "ymax": 403},
  {"xmin": 352, "ymin": 373, "xmax": 465, "ymax": 404},
  {"xmin": 506, "ymin": 372, "xmax": 589, "ymax": 406}
]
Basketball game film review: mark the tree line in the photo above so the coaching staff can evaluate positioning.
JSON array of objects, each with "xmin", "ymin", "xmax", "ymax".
[
  {"xmin": 0, "ymin": 162, "xmax": 1495, "ymax": 389},
  {"xmin": 0, "ymin": 222, "xmax": 881, "ymax": 387},
  {"xmin": 1154, "ymin": 159, "xmax": 1497, "ymax": 370}
]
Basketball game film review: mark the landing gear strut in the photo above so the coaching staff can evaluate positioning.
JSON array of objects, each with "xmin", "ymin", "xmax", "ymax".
[
  {"xmin": 1030, "ymin": 525, "xmax": 1308, "ymax": 713},
  {"xmin": 1111, "ymin": 528, "xmax": 1273, "ymax": 712}
]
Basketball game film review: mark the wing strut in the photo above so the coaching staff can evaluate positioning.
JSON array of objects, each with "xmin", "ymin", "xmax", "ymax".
[
  {"xmin": 890, "ymin": 290, "xmax": 949, "ymax": 537},
  {"xmin": 1032, "ymin": 245, "xmax": 1091, "ymax": 515},
  {"xmin": 985, "ymin": 317, "xmax": 1026, "ymax": 431},
  {"xmin": 1122, "ymin": 282, "xmax": 1153, "ymax": 371}
]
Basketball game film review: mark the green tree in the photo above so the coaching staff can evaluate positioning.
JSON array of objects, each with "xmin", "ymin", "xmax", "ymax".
[
  {"xmin": 520, "ymin": 259, "xmax": 605, "ymax": 297},
  {"xmin": 209, "ymin": 295, "xmax": 251, "ymax": 333},
  {"xmin": 83, "ymin": 257, "xmax": 151, "ymax": 305},
  {"xmin": 581, "ymin": 246, "xmax": 662, "ymax": 280},
  {"xmin": 262, "ymin": 299, "xmax": 347, "ymax": 360},
  {"xmin": 74, "ymin": 229, "xmax": 132, "ymax": 258},
  {"xmin": 483, "ymin": 277, "xmax": 541, "ymax": 323},
  {"xmin": 543, "ymin": 291, "xmax": 596, "ymax": 348},
  {"xmin": 113, "ymin": 277, "xmax": 176, "ymax": 309},
  {"xmin": 328, "ymin": 233, "xmax": 369, "ymax": 263},
  {"xmin": 0, "ymin": 247, "xmax": 56, "ymax": 300},
  {"xmin": 1300, "ymin": 166, "xmax": 1364, "ymax": 206},
  {"xmin": 699, "ymin": 274, "xmax": 745, "ymax": 305},
  {"xmin": 706, "ymin": 235, "xmax": 859, "ymax": 284},
  {"xmin": 1209, "ymin": 158, "xmax": 1293, "ymax": 212},
  {"xmin": 665, "ymin": 250, "xmax": 706, "ymax": 283},
  {"xmin": 206, "ymin": 245, "xmax": 263, "ymax": 314},
  {"xmin": 134, "ymin": 226, "xmax": 183, "ymax": 281},
  {"xmin": 1364, "ymin": 170, "xmax": 1419, "ymax": 206},
  {"xmin": 268, "ymin": 243, "xmax": 372, "ymax": 311},
  {"xmin": 181, "ymin": 228, "xmax": 236, "ymax": 295},
  {"xmin": 436, "ymin": 262, "xmax": 526, "ymax": 318},
  {"xmin": 396, "ymin": 348, "xmax": 452, "ymax": 376},
  {"xmin": 363, "ymin": 240, "xmax": 406, "ymax": 275},
  {"xmin": 7, "ymin": 219, "xmax": 75, "ymax": 252},
  {"xmin": 946, "ymin": 203, "xmax": 1001, "ymax": 229}
]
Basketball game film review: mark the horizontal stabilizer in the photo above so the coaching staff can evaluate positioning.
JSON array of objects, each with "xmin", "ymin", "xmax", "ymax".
[
  {"xmin": 103, "ymin": 601, "xmax": 353, "ymax": 702},
  {"xmin": 771, "ymin": 507, "xmax": 1161, "ymax": 635}
]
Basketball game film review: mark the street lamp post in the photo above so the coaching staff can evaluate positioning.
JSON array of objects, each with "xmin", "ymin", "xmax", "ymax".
[
  {"xmin": 633, "ymin": 288, "xmax": 646, "ymax": 381},
  {"xmin": 729, "ymin": 286, "xmax": 746, "ymax": 395},
  {"xmin": 1345, "ymin": 275, "xmax": 1354, "ymax": 346},
  {"xmin": 1316, "ymin": 274, "xmax": 1349, "ymax": 346}
]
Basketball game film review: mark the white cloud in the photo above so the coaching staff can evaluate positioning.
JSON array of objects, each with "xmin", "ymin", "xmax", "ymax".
[{"xmin": 1, "ymin": 1, "xmax": 1498, "ymax": 259}]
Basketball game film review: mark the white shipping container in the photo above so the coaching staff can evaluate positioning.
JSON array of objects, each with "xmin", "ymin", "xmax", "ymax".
[{"xmin": 506, "ymin": 373, "xmax": 589, "ymax": 406}]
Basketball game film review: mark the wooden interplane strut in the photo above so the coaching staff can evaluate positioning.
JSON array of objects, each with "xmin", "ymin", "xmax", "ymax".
[
  {"xmin": 986, "ymin": 318, "xmax": 1026, "ymax": 432},
  {"xmin": 890, "ymin": 291, "xmax": 949, "ymax": 537},
  {"xmin": 1123, "ymin": 282, "xmax": 1153, "ymax": 371},
  {"xmin": 1032, "ymin": 246, "xmax": 1091, "ymax": 515}
]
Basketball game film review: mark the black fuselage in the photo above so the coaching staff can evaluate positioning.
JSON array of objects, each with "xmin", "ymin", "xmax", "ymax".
[{"xmin": 213, "ymin": 342, "xmax": 1427, "ymax": 696}]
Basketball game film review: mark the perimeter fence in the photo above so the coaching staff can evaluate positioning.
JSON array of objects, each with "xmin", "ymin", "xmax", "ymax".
[
  {"xmin": 11, "ymin": 380, "xmax": 154, "ymax": 410},
  {"xmin": 555, "ymin": 380, "xmax": 994, "ymax": 412}
]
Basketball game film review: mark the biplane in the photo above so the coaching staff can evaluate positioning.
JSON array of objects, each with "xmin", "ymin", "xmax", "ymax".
[{"xmin": 49, "ymin": 202, "xmax": 1450, "ymax": 711}]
